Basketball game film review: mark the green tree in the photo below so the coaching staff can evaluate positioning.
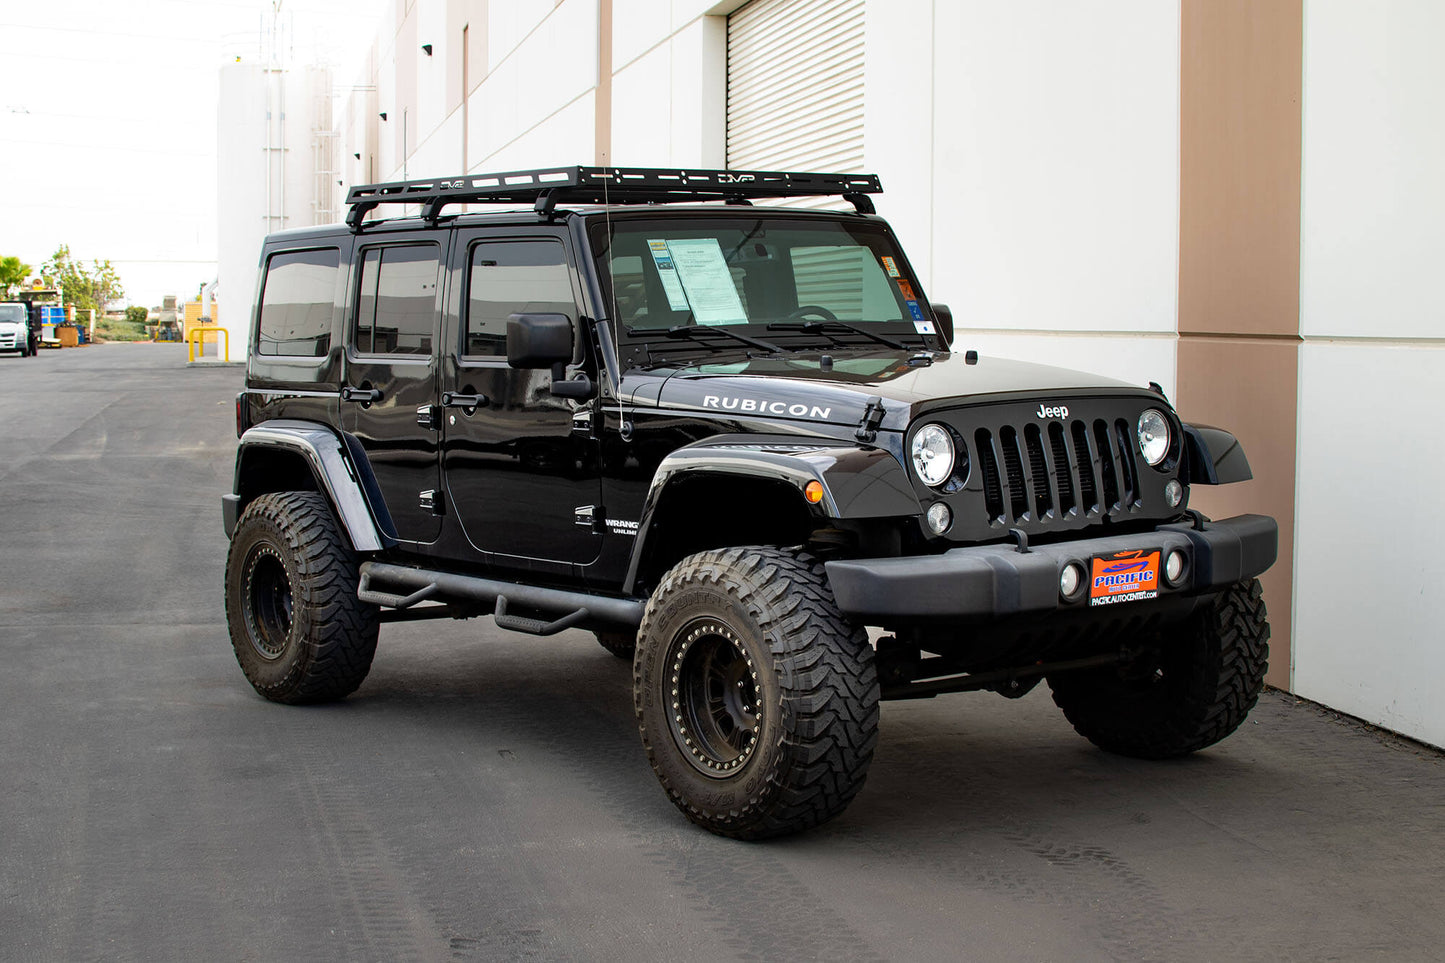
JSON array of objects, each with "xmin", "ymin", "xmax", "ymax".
[
  {"xmin": 40, "ymin": 245, "xmax": 125, "ymax": 317},
  {"xmin": 0, "ymin": 256, "xmax": 30, "ymax": 298}
]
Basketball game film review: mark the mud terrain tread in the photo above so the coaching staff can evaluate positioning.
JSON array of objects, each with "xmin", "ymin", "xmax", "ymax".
[
  {"xmin": 225, "ymin": 491, "xmax": 379, "ymax": 704},
  {"xmin": 634, "ymin": 546, "xmax": 879, "ymax": 839},
  {"xmin": 1048, "ymin": 578, "xmax": 1269, "ymax": 759}
]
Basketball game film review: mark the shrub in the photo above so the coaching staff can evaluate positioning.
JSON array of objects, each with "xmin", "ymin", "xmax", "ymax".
[{"xmin": 125, "ymin": 305, "xmax": 148, "ymax": 325}]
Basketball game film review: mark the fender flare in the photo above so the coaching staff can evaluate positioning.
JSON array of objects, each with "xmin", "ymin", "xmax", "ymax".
[
  {"xmin": 622, "ymin": 434, "xmax": 921, "ymax": 594},
  {"xmin": 227, "ymin": 420, "xmax": 394, "ymax": 552},
  {"xmin": 1181, "ymin": 423, "xmax": 1253, "ymax": 485}
]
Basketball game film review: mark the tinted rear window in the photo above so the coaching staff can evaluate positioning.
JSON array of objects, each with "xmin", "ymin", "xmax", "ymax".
[{"xmin": 258, "ymin": 248, "xmax": 338, "ymax": 357}]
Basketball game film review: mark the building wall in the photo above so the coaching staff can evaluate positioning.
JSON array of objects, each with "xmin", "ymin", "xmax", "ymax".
[
  {"xmin": 1293, "ymin": 0, "xmax": 1445, "ymax": 747},
  {"xmin": 326, "ymin": 0, "xmax": 1445, "ymax": 746},
  {"xmin": 1175, "ymin": 0, "xmax": 1302, "ymax": 690},
  {"xmin": 216, "ymin": 62, "xmax": 337, "ymax": 363}
]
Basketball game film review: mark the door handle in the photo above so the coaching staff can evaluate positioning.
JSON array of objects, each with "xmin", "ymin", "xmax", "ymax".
[
  {"xmin": 442, "ymin": 391, "xmax": 488, "ymax": 410},
  {"xmin": 341, "ymin": 386, "xmax": 382, "ymax": 404}
]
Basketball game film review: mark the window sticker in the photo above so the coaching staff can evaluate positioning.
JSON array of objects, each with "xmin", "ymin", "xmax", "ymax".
[
  {"xmin": 662, "ymin": 238, "xmax": 748, "ymax": 325},
  {"xmin": 914, "ymin": 320, "xmax": 936, "ymax": 335},
  {"xmin": 896, "ymin": 279, "xmax": 917, "ymax": 301},
  {"xmin": 646, "ymin": 240, "xmax": 692, "ymax": 311},
  {"xmin": 906, "ymin": 300, "xmax": 925, "ymax": 322},
  {"xmin": 881, "ymin": 255, "xmax": 901, "ymax": 278}
]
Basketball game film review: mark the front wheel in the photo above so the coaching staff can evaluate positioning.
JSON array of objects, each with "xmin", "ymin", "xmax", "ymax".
[
  {"xmin": 634, "ymin": 547, "xmax": 879, "ymax": 839},
  {"xmin": 1048, "ymin": 578, "xmax": 1270, "ymax": 759},
  {"xmin": 224, "ymin": 491, "xmax": 379, "ymax": 704}
]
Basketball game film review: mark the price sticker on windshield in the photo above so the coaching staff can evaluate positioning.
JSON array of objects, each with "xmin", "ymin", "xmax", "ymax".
[{"xmin": 1089, "ymin": 549, "xmax": 1160, "ymax": 607}]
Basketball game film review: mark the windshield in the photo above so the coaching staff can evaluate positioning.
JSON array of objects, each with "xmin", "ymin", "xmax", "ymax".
[
  {"xmin": 591, "ymin": 215, "xmax": 935, "ymax": 350},
  {"xmin": 0, "ymin": 304, "xmax": 25, "ymax": 323}
]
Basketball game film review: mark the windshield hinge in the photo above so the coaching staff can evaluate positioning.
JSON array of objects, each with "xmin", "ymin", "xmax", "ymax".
[{"xmin": 856, "ymin": 396, "xmax": 886, "ymax": 443}]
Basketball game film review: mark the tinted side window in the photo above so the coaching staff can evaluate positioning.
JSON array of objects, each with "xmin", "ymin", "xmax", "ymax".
[
  {"xmin": 257, "ymin": 248, "xmax": 338, "ymax": 357},
  {"xmin": 465, "ymin": 239, "xmax": 574, "ymax": 356},
  {"xmin": 353, "ymin": 244, "xmax": 439, "ymax": 355}
]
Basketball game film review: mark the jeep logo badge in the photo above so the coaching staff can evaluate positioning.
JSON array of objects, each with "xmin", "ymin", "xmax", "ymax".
[{"xmin": 1036, "ymin": 404, "xmax": 1069, "ymax": 420}]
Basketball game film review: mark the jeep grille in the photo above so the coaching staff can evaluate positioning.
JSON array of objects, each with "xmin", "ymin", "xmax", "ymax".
[{"xmin": 973, "ymin": 417, "xmax": 1143, "ymax": 528}]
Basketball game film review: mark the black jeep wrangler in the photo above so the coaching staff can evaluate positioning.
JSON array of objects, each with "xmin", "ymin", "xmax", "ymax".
[{"xmin": 223, "ymin": 166, "xmax": 1276, "ymax": 839}]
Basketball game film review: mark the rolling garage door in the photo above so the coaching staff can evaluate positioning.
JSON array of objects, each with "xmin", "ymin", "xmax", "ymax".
[{"xmin": 726, "ymin": 0, "xmax": 865, "ymax": 181}]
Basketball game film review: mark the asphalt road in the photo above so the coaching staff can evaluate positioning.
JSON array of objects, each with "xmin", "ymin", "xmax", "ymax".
[{"xmin": 3, "ymin": 343, "xmax": 1444, "ymax": 962}]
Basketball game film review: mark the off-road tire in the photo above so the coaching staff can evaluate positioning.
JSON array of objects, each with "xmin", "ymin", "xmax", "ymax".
[
  {"xmin": 594, "ymin": 629, "xmax": 636, "ymax": 659},
  {"xmin": 634, "ymin": 546, "xmax": 880, "ymax": 839},
  {"xmin": 224, "ymin": 491, "xmax": 379, "ymax": 704},
  {"xmin": 1047, "ymin": 578, "xmax": 1270, "ymax": 759}
]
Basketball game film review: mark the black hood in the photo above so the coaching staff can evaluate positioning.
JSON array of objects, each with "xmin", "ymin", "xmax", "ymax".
[{"xmin": 623, "ymin": 348, "xmax": 1155, "ymax": 433}]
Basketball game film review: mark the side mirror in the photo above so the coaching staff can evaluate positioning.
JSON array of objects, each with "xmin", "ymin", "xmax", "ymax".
[
  {"xmin": 506, "ymin": 313, "xmax": 573, "ymax": 369},
  {"xmin": 930, "ymin": 303, "xmax": 954, "ymax": 349}
]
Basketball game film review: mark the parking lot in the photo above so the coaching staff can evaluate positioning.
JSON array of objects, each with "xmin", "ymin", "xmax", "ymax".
[{"xmin": 2, "ymin": 343, "xmax": 1443, "ymax": 961}]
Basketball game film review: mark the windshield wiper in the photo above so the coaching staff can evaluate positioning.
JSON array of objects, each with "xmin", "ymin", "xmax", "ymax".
[
  {"xmin": 632, "ymin": 322, "xmax": 782, "ymax": 354},
  {"xmin": 766, "ymin": 319, "xmax": 909, "ymax": 350}
]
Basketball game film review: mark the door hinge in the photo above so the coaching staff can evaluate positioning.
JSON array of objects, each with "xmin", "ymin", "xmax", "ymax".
[
  {"xmin": 417, "ymin": 404, "xmax": 441, "ymax": 430},
  {"xmin": 420, "ymin": 489, "xmax": 444, "ymax": 515},
  {"xmin": 574, "ymin": 504, "xmax": 604, "ymax": 533}
]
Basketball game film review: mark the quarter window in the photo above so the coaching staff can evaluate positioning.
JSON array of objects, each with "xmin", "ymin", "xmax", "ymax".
[
  {"xmin": 353, "ymin": 245, "xmax": 440, "ymax": 355},
  {"xmin": 465, "ymin": 239, "xmax": 575, "ymax": 356},
  {"xmin": 257, "ymin": 248, "xmax": 338, "ymax": 357}
]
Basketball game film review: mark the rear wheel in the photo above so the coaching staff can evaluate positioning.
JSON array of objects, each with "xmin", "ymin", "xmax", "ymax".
[
  {"xmin": 1048, "ymin": 578, "xmax": 1270, "ymax": 758},
  {"xmin": 634, "ymin": 546, "xmax": 879, "ymax": 839},
  {"xmin": 224, "ymin": 491, "xmax": 379, "ymax": 704}
]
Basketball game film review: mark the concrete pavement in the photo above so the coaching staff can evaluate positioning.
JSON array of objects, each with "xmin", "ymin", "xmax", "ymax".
[{"xmin": 2, "ymin": 343, "xmax": 1442, "ymax": 962}]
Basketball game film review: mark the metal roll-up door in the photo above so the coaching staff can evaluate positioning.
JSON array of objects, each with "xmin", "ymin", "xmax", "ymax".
[{"xmin": 727, "ymin": 0, "xmax": 865, "ymax": 188}]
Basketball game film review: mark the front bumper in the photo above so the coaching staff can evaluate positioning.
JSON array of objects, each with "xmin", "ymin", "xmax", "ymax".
[{"xmin": 824, "ymin": 513, "xmax": 1277, "ymax": 621}]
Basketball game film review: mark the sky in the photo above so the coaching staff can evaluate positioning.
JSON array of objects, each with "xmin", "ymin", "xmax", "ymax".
[{"xmin": 0, "ymin": 0, "xmax": 383, "ymax": 307}]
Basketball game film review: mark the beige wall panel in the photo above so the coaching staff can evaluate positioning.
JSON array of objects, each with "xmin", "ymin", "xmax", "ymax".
[
  {"xmin": 1176, "ymin": 337, "xmax": 1297, "ymax": 689},
  {"xmin": 1179, "ymin": 0, "xmax": 1302, "ymax": 337}
]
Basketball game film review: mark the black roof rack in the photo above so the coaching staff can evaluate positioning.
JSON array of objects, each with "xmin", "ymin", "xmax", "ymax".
[{"xmin": 344, "ymin": 165, "xmax": 883, "ymax": 229}]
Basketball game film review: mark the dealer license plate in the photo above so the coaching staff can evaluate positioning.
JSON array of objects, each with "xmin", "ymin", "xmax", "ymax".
[{"xmin": 1089, "ymin": 549, "xmax": 1161, "ymax": 607}]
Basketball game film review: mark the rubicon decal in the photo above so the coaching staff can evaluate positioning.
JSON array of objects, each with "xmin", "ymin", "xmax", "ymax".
[
  {"xmin": 1089, "ymin": 549, "xmax": 1160, "ymax": 607},
  {"xmin": 702, "ymin": 395, "xmax": 833, "ymax": 419}
]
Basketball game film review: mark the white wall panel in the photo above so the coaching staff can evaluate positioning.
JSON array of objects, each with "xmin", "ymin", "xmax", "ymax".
[
  {"xmin": 409, "ymin": 107, "xmax": 464, "ymax": 178},
  {"xmin": 1300, "ymin": 1, "xmax": 1445, "ymax": 340},
  {"xmin": 613, "ymin": 0, "xmax": 675, "ymax": 72},
  {"xmin": 475, "ymin": 93, "xmax": 596, "ymax": 172},
  {"xmin": 611, "ymin": 44, "xmax": 674, "ymax": 165},
  {"xmin": 929, "ymin": 1, "xmax": 1179, "ymax": 335},
  {"xmin": 1293, "ymin": 343, "xmax": 1445, "ymax": 747},
  {"xmin": 468, "ymin": 1, "xmax": 597, "ymax": 166},
  {"xmin": 863, "ymin": 0, "xmax": 934, "ymax": 290},
  {"xmin": 414, "ymin": 0, "xmax": 447, "ymax": 137}
]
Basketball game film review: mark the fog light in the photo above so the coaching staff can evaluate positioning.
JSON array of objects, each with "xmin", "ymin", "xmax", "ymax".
[
  {"xmin": 1060, "ymin": 562, "xmax": 1085, "ymax": 599},
  {"xmin": 1165, "ymin": 549, "xmax": 1187, "ymax": 586},
  {"xmin": 925, "ymin": 502, "xmax": 952, "ymax": 535},
  {"xmin": 1164, "ymin": 479, "xmax": 1183, "ymax": 508}
]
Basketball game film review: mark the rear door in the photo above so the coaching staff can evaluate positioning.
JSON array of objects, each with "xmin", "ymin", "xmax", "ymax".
[{"xmin": 341, "ymin": 233, "xmax": 446, "ymax": 544}]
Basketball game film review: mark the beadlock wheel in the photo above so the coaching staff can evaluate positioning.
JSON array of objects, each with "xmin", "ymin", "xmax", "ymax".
[
  {"xmin": 666, "ymin": 619, "xmax": 761, "ymax": 777},
  {"xmin": 224, "ymin": 491, "xmax": 380, "ymax": 705},
  {"xmin": 634, "ymin": 546, "xmax": 880, "ymax": 839},
  {"xmin": 242, "ymin": 545, "xmax": 293, "ymax": 661}
]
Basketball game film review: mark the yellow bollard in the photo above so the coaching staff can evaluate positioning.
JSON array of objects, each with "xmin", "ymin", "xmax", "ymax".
[{"xmin": 187, "ymin": 325, "xmax": 229, "ymax": 363}]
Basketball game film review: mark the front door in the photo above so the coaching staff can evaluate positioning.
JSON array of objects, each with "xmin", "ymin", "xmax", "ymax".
[
  {"xmin": 342, "ymin": 237, "xmax": 445, "ymax": 544},
  {"xmin": 441, "ymin": 231, "xmax": 603, "ymax": 566}
]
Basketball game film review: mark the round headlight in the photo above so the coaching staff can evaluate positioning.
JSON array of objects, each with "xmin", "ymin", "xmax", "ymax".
[
  {"xmin": 910, "ymin": 424, "xmax": 955, "ymax": 487},
  {"xmin": 1137, "ymin": 409, "xmax": 1171, "ymax": 467}
]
